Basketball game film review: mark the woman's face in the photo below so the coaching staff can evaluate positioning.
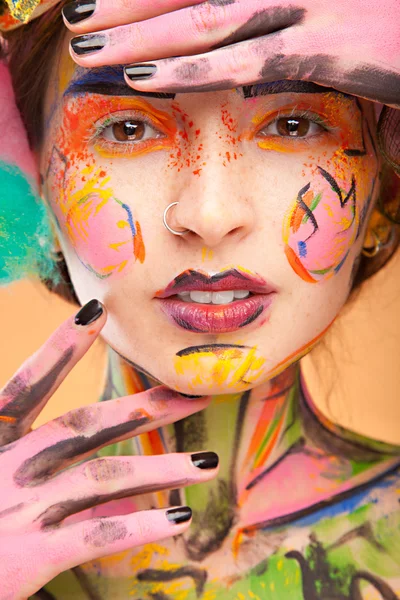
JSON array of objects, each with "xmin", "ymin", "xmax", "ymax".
[{"xmin": 41, "ymin": 35, "xmax": 380, "ymax": 395}]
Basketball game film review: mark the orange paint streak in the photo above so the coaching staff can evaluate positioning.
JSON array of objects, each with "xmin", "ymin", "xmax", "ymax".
[
  {"xmin": 146, "ymin": 429, "xmax": 165, "ymax": 455},
  {"xmin": 285, "ymin": 245, "xmax": 317, "ymax": 283},
  {"xmin": 241, "ymin": 399, "xmax": 283, "ymax": 471},
  {"xmin": 133, "ymin": 220, "xmax": 146, "ymax": 264},
  {"xmin": 0, "ymin": 415, "xmax": 16, "ymax": 423}
]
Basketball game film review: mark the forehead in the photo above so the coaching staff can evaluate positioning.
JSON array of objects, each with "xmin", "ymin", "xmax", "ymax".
[{"xmin": 50, "ymin": 34, "xmax": 351, "ymax": 107}]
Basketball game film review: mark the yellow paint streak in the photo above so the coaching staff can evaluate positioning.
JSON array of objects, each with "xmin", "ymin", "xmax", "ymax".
[{"xmin": 174, "ymin": 346, "xmax": 266, "ymax": 392}]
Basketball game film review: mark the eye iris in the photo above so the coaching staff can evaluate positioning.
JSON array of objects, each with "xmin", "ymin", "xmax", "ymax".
[
  {"xmin": 112, "ymin": 121, "xmax": 145, "ymax": 142},
  {"xmin": 277, "ymin": 117, "xmax": 310, "ymax": 137}
]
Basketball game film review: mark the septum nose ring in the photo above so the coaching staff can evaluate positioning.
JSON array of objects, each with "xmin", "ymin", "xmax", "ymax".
[{"xmin": 163, "ymin": 202, "xmax": 190, "ymax": 236}]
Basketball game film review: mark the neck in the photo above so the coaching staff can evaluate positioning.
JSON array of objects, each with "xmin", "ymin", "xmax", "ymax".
[{"xmin": 97, "ymin": 348, "xmax": 400, "ymax": 562}]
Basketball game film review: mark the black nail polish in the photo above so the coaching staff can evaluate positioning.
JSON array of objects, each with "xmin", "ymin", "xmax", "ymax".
[
  {"xmin": 124, "ymin": 64, "xmax": 157, "ymax": 81},
  {"xmin": 166, "ymin": 506, "xmax": 192, "ymax": 525},
  {"xmin": 191, "ymin": 451, "xmax": 219, "ymax": 470},
  {"xmin": 75, "ymin": 299, "xmax": 103, "ymax": 326},
  {"xmin": 71, "ymin": 33, "xmax": 107, "ymax": 56},
  {"xmin": 63, "ymin": 0, "xmax": 96, "ymax": 25}
]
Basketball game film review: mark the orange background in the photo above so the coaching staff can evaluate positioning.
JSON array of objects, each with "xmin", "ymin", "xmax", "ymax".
[{"xmin": 0, "ymin": 248, "xmax": 399, "ymax": 444}]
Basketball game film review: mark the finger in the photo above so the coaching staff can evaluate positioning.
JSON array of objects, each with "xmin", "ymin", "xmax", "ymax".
[
  {"xmin": 0, "ymin": 300, "xmax": 106, "ymax": 447},
  {"xmin": 12, "ymin": 388, "xmax": 211, "ymax": 486},
  {"xmin": 63, "ymin": 0, "xmax": 204, "ymax": 33},
  {"xmin": 68, "ymin": 1, "xmax": 305, "ymax": 68},
  {"xmin": 122, "ymin": 30, "xmax": 400, "ymax": 107},
  {"xmin": 42, "ymin": 506, "xmax": 193, "ymax": 577},
  {"xmin": 34, "ymin": 452, "xmax": 219, "ymax": 529}
]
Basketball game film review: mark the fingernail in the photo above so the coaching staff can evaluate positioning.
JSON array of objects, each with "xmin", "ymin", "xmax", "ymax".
[
  {"xmin": 70, "ymin": 33, "xmax": 107, "ymax": 56},
  {"xmin": 75, "ymin": 299, "xmax": 103, "ymax": 326},
  {"xmin": 63, "ymin": 0, "xmax": 96, "ymax": 24},
  {"xmin": 166, "ymin": 506, "xmax": 192, "ymax": 525},
  {"xmin": 191, "ymin": 451, "xmax": 219, "ymax": 470},
  {"xmin": 179, "ymin": 393, "xmax": 203, "ymax": 399},
  {"xmin": 124, "ymin": 64, "xmax": 157, "ymax": 81}
]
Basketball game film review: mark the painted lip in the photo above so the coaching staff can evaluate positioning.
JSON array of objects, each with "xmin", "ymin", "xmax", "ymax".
[
  {"xmin": 155, "ymin": 268, "xmax": 277, "ymax": 334},
  {"xmin": 155, "ymin": 268, "xmax": 277, "ymax": 298}
]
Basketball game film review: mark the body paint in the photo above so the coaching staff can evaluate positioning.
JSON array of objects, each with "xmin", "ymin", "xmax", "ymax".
[
  {"xmin": 174, "ymin": 344, "xmax": 266, "ymax": 392},
  {"xmin": 43, "ymin": 352, "xmax": 400, "ymax": 599}
]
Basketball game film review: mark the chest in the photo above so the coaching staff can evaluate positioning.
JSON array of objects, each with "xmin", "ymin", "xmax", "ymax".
[{"xmin": 39, "ymin": 473, "xmax": 400, "ymax": 600}]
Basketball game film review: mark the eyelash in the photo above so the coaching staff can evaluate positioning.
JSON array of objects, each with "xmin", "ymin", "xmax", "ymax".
[
  {"xmin": 87, "ymin": 110, "xmax": 166, "ymax": 154},
  {"xmin": 88, "ymin": 106, "xmax": 334, "ymax": 153},
  {"xmin": 257, "ymin": 108, "xmax": 333, "ymax": 138}
]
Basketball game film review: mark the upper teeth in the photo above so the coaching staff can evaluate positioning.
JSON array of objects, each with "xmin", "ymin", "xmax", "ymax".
[{"xmin": 177, "ymin": 290, "xmax": 250, "ymax": 304}]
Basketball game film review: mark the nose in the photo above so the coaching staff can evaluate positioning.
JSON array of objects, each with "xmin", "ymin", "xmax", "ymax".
[{"xmin": 168, "ymin": 156, "xmax": 256, "ymax": 249}]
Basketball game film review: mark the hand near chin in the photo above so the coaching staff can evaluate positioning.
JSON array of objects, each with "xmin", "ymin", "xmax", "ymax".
[
  {"xmin": 63, "ymin": 0, "xmax": 400, "ymax": 107},
  {"xmin": 0, "ymin": 300, "xmax": 217, "ymax": 599}
]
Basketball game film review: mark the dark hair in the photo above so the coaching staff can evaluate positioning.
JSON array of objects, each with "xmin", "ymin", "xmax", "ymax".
[{"xmin": 2, "ymin": 1, "xmax": 399, "ymax": 304}]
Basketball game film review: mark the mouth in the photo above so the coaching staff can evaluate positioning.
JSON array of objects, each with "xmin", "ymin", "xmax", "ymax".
[{"xmin": 155, "ymin": 268, "xmax": 277, "ymax": 334}]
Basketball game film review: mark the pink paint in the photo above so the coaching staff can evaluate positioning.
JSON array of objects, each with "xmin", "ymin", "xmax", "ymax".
[
  {"xmin": 285, "ymin": 170, "xmax": 358, "ymax": 281},
  {"xmin": 65, "ymin": 192, "xmax": 136, "ymax": 278},
  {"xmin": 0, "ymin": 63, "xmax": 37, "ymax": 182}
]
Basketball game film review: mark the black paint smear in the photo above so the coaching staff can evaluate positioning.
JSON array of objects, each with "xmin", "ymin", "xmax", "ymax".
[
  {"xmin": 0, "ymin": 501, "xmax": 26, "ymax": 520},
  {"xmin": 83, "ymin": 518, "xmax": 128, "ymax": 547},
  {"xmin": 239, "ymin": 304, "xmax": 264, "ymax": 327},
  {"xmin": 37, "ymin": 476, "xmax": 190, "ymax": 529},
  {"xmin": 181, "ymin": 391, "xmax": 249, "ymax": 561},
  {"xmin": 318, "ymin": 167, "xmax": 356, "ymax": 209},
  {"xmin": 0, "ymin": 347, "xmax": 74, "ymax": 446},
  {"xmin": 286, "ymin": 536, "xmax": 399, "ymax": 600},
  {"xmin": 212, "ymin": 6, "xmax": 306, "ymax": 49},
  {"xmin": 259, "ymin": 53, "xmax": 400, "ymax": 107},
  {"xmin": 177, "ymin": 343, "xmax": 249, "ymax": 357},
  {"xmin": 173, "ymin": 316, "xmax": 207, "ymax": 333},
  {"xmin": 137, "ymin": 565, "xmax": 207, "ymax": 597},
  {"xmin": 297, "ymin": 182, "xmax": 319, "ymax": 242},
  {"xmin": 208, "ymin": 0, "xmax": 236, "ymax": 6},
  {"xmin": 173, "ymin": 58, "xmax": 211, "ymax": 82},
  {"xmin": 14, "ymin": 412, "xmax": 151, "ymax": 487}
]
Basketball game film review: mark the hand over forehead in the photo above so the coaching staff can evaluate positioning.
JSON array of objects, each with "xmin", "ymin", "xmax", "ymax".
[{"xmin": 59, "ymin": 0, "xmax": 400, "ymax": 108}]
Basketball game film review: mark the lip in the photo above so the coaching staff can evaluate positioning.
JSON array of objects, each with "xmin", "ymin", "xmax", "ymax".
[
  {"xmin": 155, "ymin": 268, "xmax": 277, "ymax": 334},
  {"xmin": 155, "ymin": 268, "xmax": 276, "ymax": 298}
]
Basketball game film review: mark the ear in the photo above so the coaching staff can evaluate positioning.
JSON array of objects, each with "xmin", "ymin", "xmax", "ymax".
[{"xmin": 0, "ymin": 60, "xmax": 38, "ymax": 186}]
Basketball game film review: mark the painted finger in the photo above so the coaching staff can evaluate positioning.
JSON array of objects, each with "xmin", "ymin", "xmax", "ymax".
[
  {"xmin": 68, "ymin": 1, "xmax": 306, "ymax": 68},
  {"xmin": 62, "ymin": 0, "xmax": 204, "ymax": 33},
  {"xmin": 34, "ymin": 452, "xmax": 219, "ymax": 529},
  {"xmin": 11, "ymin": 389, "xmax": 211, "ymax": 486},
  {"xmin": 0, "ymin": 300, "xmax": 106, "ymax": 447},
  {"xmin": 123, "ymin": 31, "xmax": 400, "ymax": 107},
  {"xmin": 42, "ymin": 506, "xmax": 193, "ymax": 580}
]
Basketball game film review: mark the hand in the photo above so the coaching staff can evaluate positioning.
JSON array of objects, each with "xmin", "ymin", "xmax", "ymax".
[
  {"xmin": 63, "ymin": 0, "xmax": 400, "ymax": 107},
  {"xmin": 0, "ymin": 299, "xmax": 217, "ymax": 600}
]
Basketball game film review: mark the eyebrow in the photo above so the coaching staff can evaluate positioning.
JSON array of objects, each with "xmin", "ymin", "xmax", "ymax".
[
  {"xmin": 242, "ymin": 80, "xmax": 347, "ymax": 98},
  {"xmin": 64, "ymin": 66, "xmax": 346, "ymax": 100},
  {"xmin": 64, "ymin": 66, "xmax": 177, "ymax": 99}
]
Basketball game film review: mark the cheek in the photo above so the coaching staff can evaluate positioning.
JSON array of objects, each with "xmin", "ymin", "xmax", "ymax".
[
  {"xmin": 46, "ymin": 149, "xmax": 145, "ymax": 279},
  {"xmin": 283, "ymin": 153, "xmax": 376, "ymax": 283}
]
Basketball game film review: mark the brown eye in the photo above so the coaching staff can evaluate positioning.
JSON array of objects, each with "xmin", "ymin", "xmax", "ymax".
[
  {"xmin": 276, "ymin": 117, "xmax": 310, "ymax": 137},
  {"xmin": 112, "ymin": 121, "xmax": 146, "ymax": 142},
  {"xmin": 260, "ymin": 115, "xmax": 324, "ymax": 139}
]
